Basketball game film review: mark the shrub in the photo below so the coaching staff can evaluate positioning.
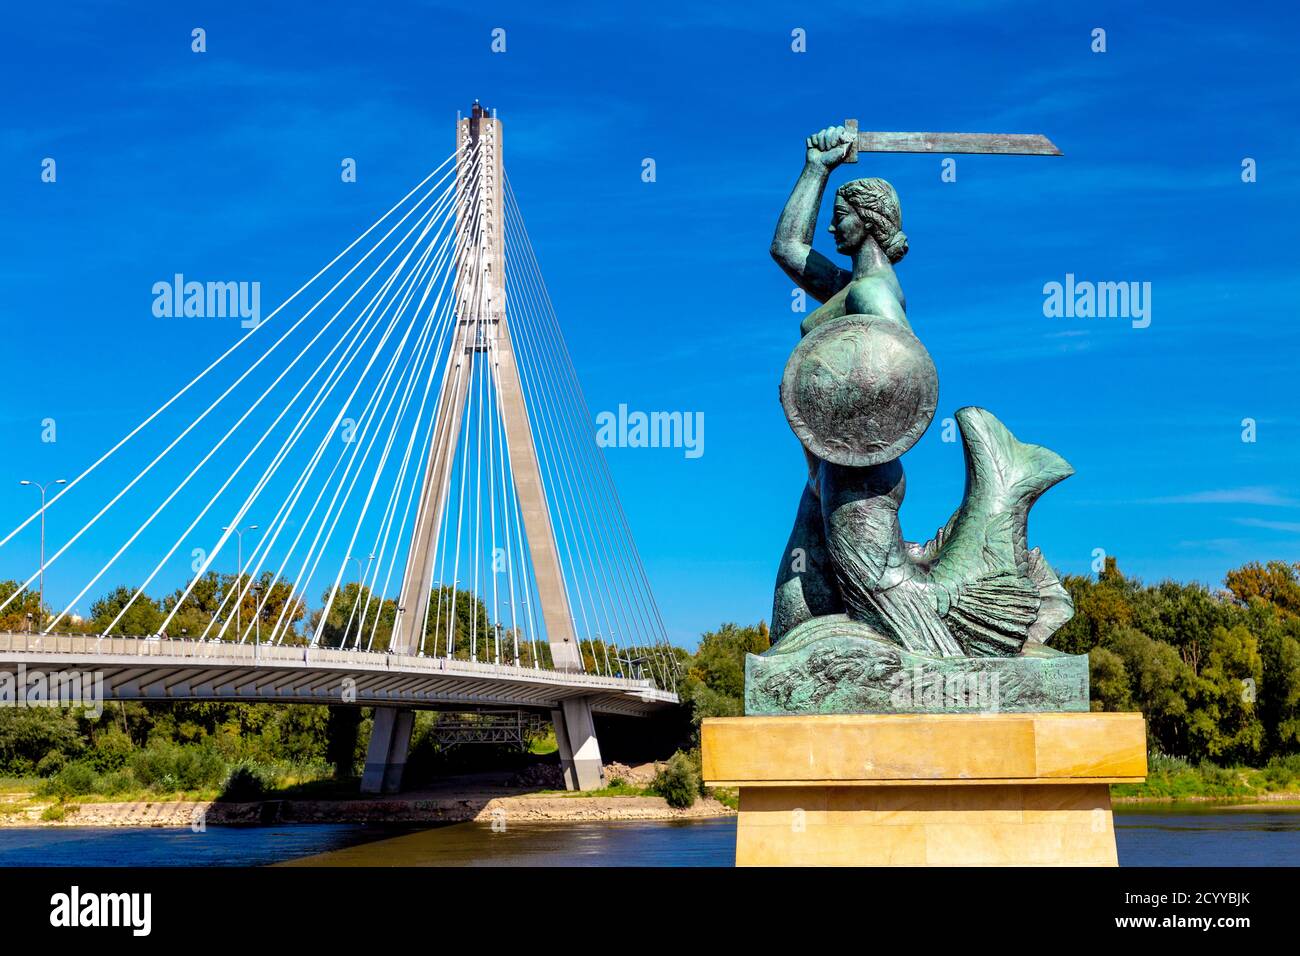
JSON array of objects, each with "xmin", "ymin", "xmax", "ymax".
[
  {"xmin": 35, "ymin": 751, "xmax": 66, "ymax": 778},
  {"xmin": 650, "ymin": 751, "xmax": 701, "ymax": 809},
  {"xmin": 88, "ymin": 729, "xmax": 136, "ymax": 772},
  {"xmin": 1261, "ymin": 755, "xmax": 1300, "ymax": 790},
  {"xmin": 38, "ymin": 762, "xmax": 100, "ymax": 798},
  {"xmin": 129, "ymin": 742, "xmax": 225, "ymax": 792},
  {"xmin": 99, "ymin": 770, "xmax": 137, "ymax": 796},
  {"xmin": 1147, "ymin": 752, "xmax": 1194, "ymax": 775},
  {"xmin": 221, "ymin": 762, "xmax": 273, "ymax": 801},
  {"xmin": 170, "ymin": 746, "xmax": 225, "ymax": 790}
]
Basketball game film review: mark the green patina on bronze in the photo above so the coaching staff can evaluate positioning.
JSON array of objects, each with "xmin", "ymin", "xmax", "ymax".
[{"xmin": 751, "ymin": 125, "xmax": 1086, "ymax": 716}]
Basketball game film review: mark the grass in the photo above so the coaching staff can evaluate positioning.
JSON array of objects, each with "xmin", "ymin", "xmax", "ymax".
[
  {"xmin": 528, "ymin": 732, "xmax": 559, "ymax": 756},
  {"xmin": 707, "ymin": 787, "xmax": 739, "ymax": 811},
  {"xmin": 1112, "ymin": 753, "xmax": 1300, "ymax": 802},
  {"xmin": 535, "ymin": 781, "xmax": 652, "ymax": 798},
  {"xmin": 25, "ymin": 757, "xmax": 336, "ymax": 806},
  {"xmin": 62, "ymin": 787, "xmax": 223, "ymax": 804}
]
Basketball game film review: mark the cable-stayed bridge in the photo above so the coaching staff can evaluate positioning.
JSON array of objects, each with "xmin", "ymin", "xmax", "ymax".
[{"xmin": 0, "ymin": 103, "xmax": 679, "ymax": 793}]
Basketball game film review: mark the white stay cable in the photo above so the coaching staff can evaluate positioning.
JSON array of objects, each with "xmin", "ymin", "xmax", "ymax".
[
  {"xmin": 176, "ymin": 183, "xmax": 466, "ymax": 641},
  {"xmin": 11, "ymin": 164, "xmax": 461, "ymax": 626},
  {"xmin": 362, "ymin": 256, "xmax": 465, "ymax": 651},
  {"xmin": 228, "ymin": 186, "xmax": 468, "ymax": 644},
  {"xmin": 312, "ymin": 237, "xmax": 452, "ymax": 647},
  {"xmin": 0, "ymin": 152, "xmax": 459, "ymax": 554},
  {"xmin": 503, "ymin": 230, "xmax": 615, "ymax": 676},
  {"xmin": 424, "ymin": 191, "xmax": 488, "ymax": 656},
  {"xmin": 157, "ymin": 177, "xmax": 465, "ymax": 641},
  {"xmin": 246, "ymin": 207, "xmax": 469, "ymax": 646},
  {"xmin": 269, "ymin": 197, "xmax": 470, "ymax": 646},
  {"xmin": 81, "ymin": 178, "xmax": 464, "ymax": 637},
  {"xmin": 506, "ymin": 175, "xmax": 677, "ymax": 685}
]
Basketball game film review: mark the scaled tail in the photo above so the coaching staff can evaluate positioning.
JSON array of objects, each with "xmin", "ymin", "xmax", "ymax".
[{"xmin": 929, "ymin": 407, "xmax": 1075, "ymax": 654}]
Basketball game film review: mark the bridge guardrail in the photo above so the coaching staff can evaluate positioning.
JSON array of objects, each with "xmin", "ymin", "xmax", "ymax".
[{"xmin": 0, "ymin": 632, "xmax": 673, "ymax": 699}]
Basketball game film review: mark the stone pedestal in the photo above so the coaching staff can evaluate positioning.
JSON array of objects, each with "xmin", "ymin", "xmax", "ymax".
[{"xmin": 701, "ymin": 712, "xmax": 1146, "ymax": 866}]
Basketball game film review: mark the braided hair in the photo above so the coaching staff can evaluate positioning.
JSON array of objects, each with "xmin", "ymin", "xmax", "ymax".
[{"xmin": 836, "ymin": 178, "xmax": 908, "ymax": 263}]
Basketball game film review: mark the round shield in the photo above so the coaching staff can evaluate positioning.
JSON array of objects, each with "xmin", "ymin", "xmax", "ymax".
[{"xmin": 780, "ymin": 314, "xmax": 938, "ymax": 467}]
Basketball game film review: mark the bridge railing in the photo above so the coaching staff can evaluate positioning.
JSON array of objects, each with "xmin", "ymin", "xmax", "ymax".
[{"xmin": 0, "ymin": 632, "xmax": 674, "ymax": 699}]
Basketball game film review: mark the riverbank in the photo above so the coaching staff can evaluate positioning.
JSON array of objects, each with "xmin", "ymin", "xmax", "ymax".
[
  {"xmin": 1113, "ymin": 791, "xmax": 1300, "ymax": 806},
  {"xmin": 0, "ymin": 792, "xmax": 735, "ymax": 828},
  {"xmin": 1110, "ymin": 753, "xmax": 1300, "ymax": 803},
  {"xmin": 0, "ymin": 763, "xmax": 736, "ymax": 828}
]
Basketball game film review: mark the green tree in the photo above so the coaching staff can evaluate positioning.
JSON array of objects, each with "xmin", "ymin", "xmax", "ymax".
[
  {"xmin": 1187, "ymin": 624, "xmax": 1264, "ymax": 763},
  {"xmin": 1132, "ymin": 580, "xmax": 1233, "ymax": 675},
  {"xmin": 1052, "ymin": 558, "xmax": 1136, "ymax": 654},
  {"xmin": 0, "ymin": 580, "xmax": 44, "ymax": 632},
  {"xmin": 91, "ymin": 586, "xmax": 163, "ymax": 636},
  {"xmin": 316, "ymin": 582, "xmax": 396, "ymax": 650},
  {"xmin": 1225, "ymin": 560, "xmax": 1300, "ymax": 617},
  {"xmin": 0, "ymin": 708, "xmax": 84, "ymax": 775},
  {"xmin": 1088, "ymin": 647, "xmax": 1131, "ymax": 712},
  {"xmin": 420, "ymin": 585, "xmax": 489, "ymax": 659},
  {"xmin": 679, "ymin": 622, "xmax": 770, "ymax": 732},
  {"xmin": 1105, "ymin": 626, "xmax": 1198, "ymax": 757}
]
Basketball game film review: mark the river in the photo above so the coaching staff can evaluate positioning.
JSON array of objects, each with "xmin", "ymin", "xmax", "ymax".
[{"xmin": 0, "ymin": 804, "xmax": 1296, "ymax": 866}]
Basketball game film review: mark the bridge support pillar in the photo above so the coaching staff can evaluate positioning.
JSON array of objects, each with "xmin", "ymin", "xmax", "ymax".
[
  {"xmin": 551, "ymin": 697, "xmax": 604, "ymax": 792},
  {"xmin": 361, "ymin": 706, "xmax": 415, "ymax": 794}
]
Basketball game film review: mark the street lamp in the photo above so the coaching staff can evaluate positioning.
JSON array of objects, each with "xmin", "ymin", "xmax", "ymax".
[
  {"xmin": 20, "ymin": 478, "xmax": 66, "ymax": 628},
  {"xmin": 221, "ymin": 523, "xmax": 259, "ymax": 638},
  {"xmin": 346, "ymin": 552, "xmax": 375, "ymax": 647},
  {"xmin": 502, "ymin": 599, "xmax": 524, "ymax": 667},
  {"xmin": 250, "ymin": 582, "xmax": 264, "ymax": 660}
]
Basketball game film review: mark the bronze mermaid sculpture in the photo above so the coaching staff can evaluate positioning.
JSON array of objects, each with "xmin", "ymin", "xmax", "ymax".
[{"xmin": 752, "ymin": 125, "xmax": 1081, "ymax": 713}]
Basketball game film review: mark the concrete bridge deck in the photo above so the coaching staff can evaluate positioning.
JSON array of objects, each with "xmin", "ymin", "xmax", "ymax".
[{"xmin": 0, "ymin": 632, "xmax": 677, "ymax": 717}]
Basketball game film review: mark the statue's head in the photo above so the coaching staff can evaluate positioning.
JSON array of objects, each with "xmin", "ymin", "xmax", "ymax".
[{"xmin": 831, "ymin": 178, "xmax": 908, "ymax": 263}]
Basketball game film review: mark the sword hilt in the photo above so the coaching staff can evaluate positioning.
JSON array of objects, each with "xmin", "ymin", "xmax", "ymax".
[{"xmin": 843, "ymin": 118, "xmax": 859, "ymax": 164}]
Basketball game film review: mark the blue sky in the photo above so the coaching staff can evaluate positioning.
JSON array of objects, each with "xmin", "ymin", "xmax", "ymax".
[{"xmin": 1, "ymin": 0, "xmax": 1298, "ymax": 646}]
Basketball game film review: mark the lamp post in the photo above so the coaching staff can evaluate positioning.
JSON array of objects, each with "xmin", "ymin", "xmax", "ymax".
[
  {"xmin": 346, "ymin": 552, "xmax": 374, "ymax": 648},
  {"xmin": 221, "ymin": 523, "xmax": 259, "ymax": 639},
  {"xmin": 251, "ymin": 582, "xmax": 264, "ymax": 661},
  {"xmin": 19, "ymin": 478, "xmax": 66, "ymax": 628},
  {"xmin": 502, "ymin": 599, "xmax": 525, "ymax": 667}
]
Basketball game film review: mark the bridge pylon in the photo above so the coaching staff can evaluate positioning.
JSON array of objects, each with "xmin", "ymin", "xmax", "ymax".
[{"xmin": 362, "ymin": 102, "xmax": 601, "ymax": 794}]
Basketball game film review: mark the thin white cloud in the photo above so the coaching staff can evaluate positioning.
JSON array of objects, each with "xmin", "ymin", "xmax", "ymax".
[
  {"xmin": 1143, "ymin": 487, "xmax": 1300, "ymax": 507},
  {"xmin": 1236, "ymin": 517, "xmax": 1300, "ymax": 533}
]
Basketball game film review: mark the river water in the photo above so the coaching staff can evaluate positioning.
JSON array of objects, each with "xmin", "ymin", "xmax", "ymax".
[{"xmin": 0, "ymin": 805, "xmax": 1296, "ymax": 866}]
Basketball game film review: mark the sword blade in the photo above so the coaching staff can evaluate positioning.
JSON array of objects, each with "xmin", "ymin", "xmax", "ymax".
[{"xmin": 852, "ymin": 131, "xmax": 1062, "ymax": 157}]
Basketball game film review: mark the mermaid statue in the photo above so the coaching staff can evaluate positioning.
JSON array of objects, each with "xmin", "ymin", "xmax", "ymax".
[{"xmin": 749, "ymin": 125, "xmax": 1087, "ymax": 715}]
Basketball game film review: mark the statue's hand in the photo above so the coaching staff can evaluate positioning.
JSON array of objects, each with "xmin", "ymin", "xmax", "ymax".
[{"xmin": 806, "ymin": 125, "xmax": 854, "ymax": 169}]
